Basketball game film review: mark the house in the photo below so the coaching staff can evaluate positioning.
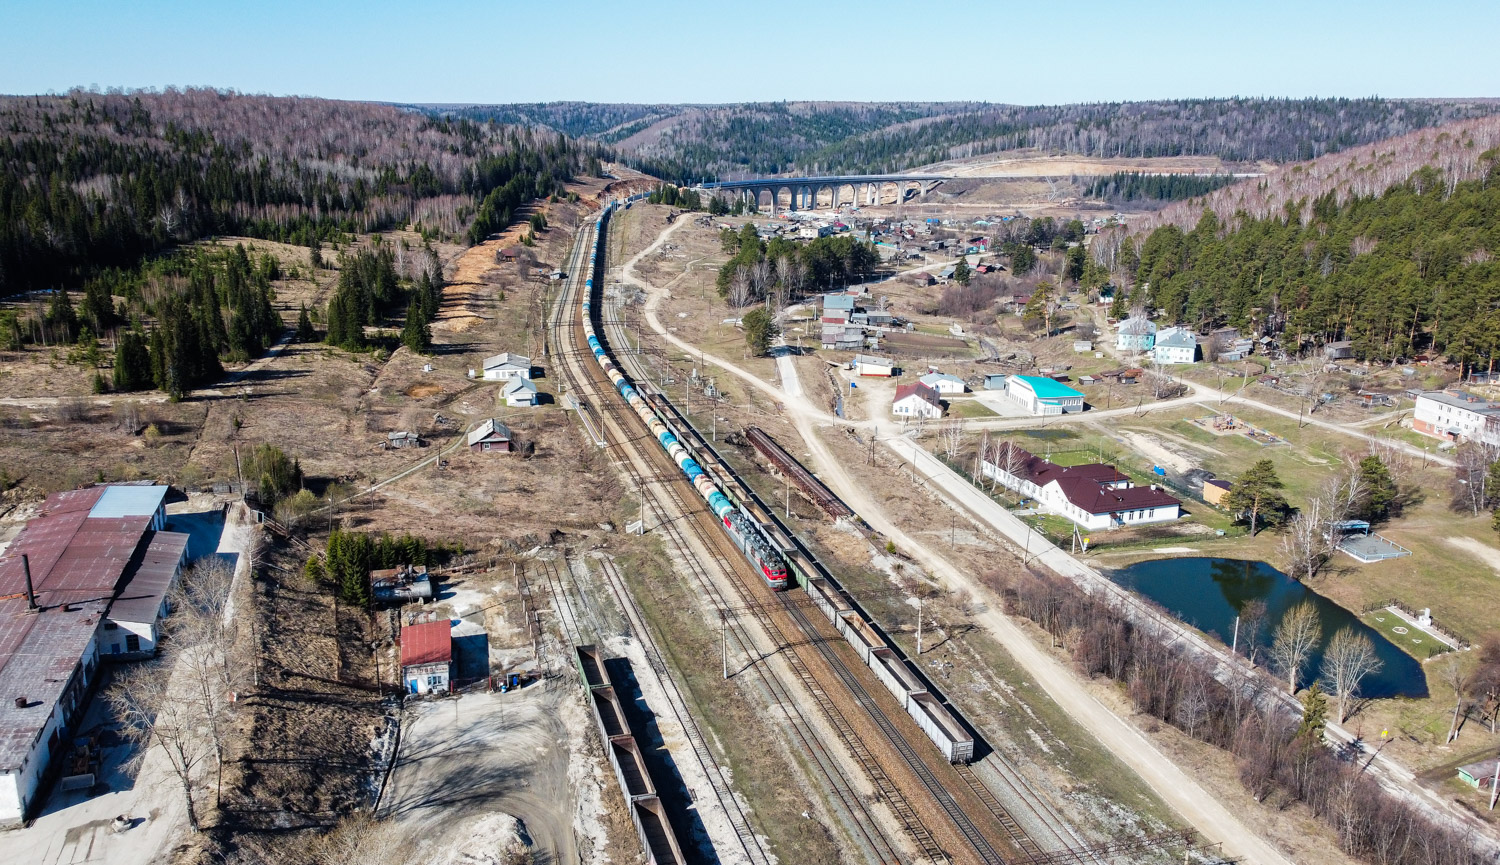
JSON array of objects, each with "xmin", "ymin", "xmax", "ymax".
[
  {"xmin": 498, "ymin": 247, "xmax": 523, "ymax": 262},
  {"xmin": 1413, "ymin": 389, "xmax": 1500, "ymax": 446},
  {"xmin": 1116, "ymin": 316, "xmax": 1157, "ymax": 353},
  {"xmin": 983, "ymin": 374, "xmax": 1008, "ymax": 391},
  {"xmin": 980, "ymin": 444, "xmax": 1181, "ymax": 530},
  {"xmin": 1324, "ymin": 341, "xmax": 1355, "ymax": 361},
  {"xmin": 821, "ymin": 324, "xmax": 864, "ymax": 350},
  {"xmin": 479, "ymin": 353, "xmax": 532, "ymax": 381},
  {"xmin": 1153, "ymin": 327, "xmax": 1198, "ymax": 364},
  {"xmin": 937, "ymin": 265, "xmax": 956, "ymax": 283},
  {"xmin": 919, "ymin": 372, "xmax": 966, "ymax": 394},
  {"xmin": 400, "ymin": 620, "xmax": 453, "ymax": 695},
  {"xmin": 852, "ymin": 354, "xmax": 894, "ymax": 377},
  {"xmin": 386, "ymin": 431, "xmax": 422, "ymax": 449},
  {"xmin": 893, "ymin": 382, "xmax": 945, "ymax": 419},
  {"xmin": 1203, "ymin": 478, "xmax": 1233, "ymax": 507},
  {"xmin": 0, "ymin": 484, "xmax": 190, "ymax": 825},
  {"xmin": 799, "ymin": 224, "xmax": 833, "ymax": 239},
  {"xmin": 467, "ymin": 419, "xmax": 514, "ymax": 453},
  {"xmin": 371, "ymin": 565, "xmax": 434, "ymax": 605},
  {"xmin": 502, "ymin": 377, "xmax": 539, "ymax": 407},
  {"xmin": 1458, "ymin": 758, "xmax": 1500, "ymax": 791},
  {"xmin": 823, "ymin": 295, "xmax": 857, "ymax": 315},
  {"xmin": 1073, "ymin": 340, "xmax": 1093, "ymax": 353},
  {"xmin": 1004, "ymin": 375, "xmax": 1085, "ymax": 416}
]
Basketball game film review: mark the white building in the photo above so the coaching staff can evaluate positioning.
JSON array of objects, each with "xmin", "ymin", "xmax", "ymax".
[
  {"xmin": 892, "ymin": 382, "xmax": 944, "ymax": 419},
  {"xmin": 981, "ymin": 444, "xmax": 1181, "ymax": 531},
  {"xmin": 1152, "ymin": 327, "xmax": 1198, "ymax": 364},
  {"xmin": 1004, "ymin": 375, "xmax": 1084, "ymax": 416},
  {"xmin": 853, "ymin": 354, "xmax": 894, "ymax": 377},
  {"xmin": 0, "ymin": 484, "xmax": 189, "ymax": 825},
  {"xmin": 502, "ymin": 377, "xmax": 539, "ymax": 407},
  {"xmin": 1413, "ymin": 389, "xmax": 1500, "ymax": 446},
  {"xmin": 919, "ymin": 372, "xmax": 966, "ymax": 394},
  {"xmin": 479, "ymin": 352, "xmax": 532, "ymax": 381},
  {"xmin": 1116, "ymin": 316, "xmax": 1157, "ymax": 352}
]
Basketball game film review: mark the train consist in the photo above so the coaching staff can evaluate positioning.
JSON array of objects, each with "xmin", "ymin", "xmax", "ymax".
[
  {"xmin": 581, "ymin": 199, "xmax": 974, "ymax": 764},
  {"xmin": 581, "ymin": 200, "xmax": 788, "ymax": 589}
]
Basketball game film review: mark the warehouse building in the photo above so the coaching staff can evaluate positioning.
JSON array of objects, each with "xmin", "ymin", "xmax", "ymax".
[
  {"xmin": 1003, "ymin": 375, "xmax": 1084, "ymax": 416},
  {"xmin": 0, "ymin": 484, "xmax": 189, "ymax": 825}
]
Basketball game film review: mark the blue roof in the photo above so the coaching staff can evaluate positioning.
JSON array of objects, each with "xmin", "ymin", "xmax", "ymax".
[
  {"xmin": 823, "ymin": 295, "xmax": 856, "ymax": 310},
  {"xmin": 1013, "ymin": 375, "xmax": 1083, "ymax": 400},
  {"xmin": 89, "ymin": 484, "xmax": 168, "ymax": 519}
]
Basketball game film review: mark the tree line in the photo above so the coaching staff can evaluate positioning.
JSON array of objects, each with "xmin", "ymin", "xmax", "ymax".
[
  {"xmin": 1084, "ymin": 172, "xmax": 1239, "ymax": 203},
  {"xmin": 998, "ymin": 567, "xmax": 1489, "ymax": 865},
  {"xmin": 715, "ymin": 223, "xmax": 880, "ymax": 307},
  {"xmin": 1112, "ymin": 156, "xmax": 1500, "ymax": 370}
]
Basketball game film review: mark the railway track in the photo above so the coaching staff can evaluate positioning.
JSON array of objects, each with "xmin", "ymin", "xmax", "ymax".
[{"xmin": 553, "ymin": 218, "xmax": 911, "ymax": 865}]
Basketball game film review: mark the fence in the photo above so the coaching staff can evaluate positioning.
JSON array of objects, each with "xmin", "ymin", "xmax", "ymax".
[{"xmin": 1360, "ymin": 598, "xmax": 1470, "ymax": 651}]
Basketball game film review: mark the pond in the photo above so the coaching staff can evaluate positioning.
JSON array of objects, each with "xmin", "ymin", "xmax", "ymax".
[{"xmin": 1108, "ymin": 557, "xmax": 1428, "ymax": 699}]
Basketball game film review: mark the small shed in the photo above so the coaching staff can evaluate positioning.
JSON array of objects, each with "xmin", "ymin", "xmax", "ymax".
[
  {"xmin": 1203, "ymin": 478, "xmax": 1232, "ymax": 507},
  {"xmin": 498, "ymin": 247, "xmax": 524, "ymax": 262},
  {"xmin": 1073, "ymin": 340, "xmax": 1093, "ymax": 353},
  {"xmin": 386, "ymin": 431, "xmax": 422, "ymax": 449},
  {"xmin": 1324, "ymin": 341, "xmax": 1355, "ymax": 360},
  {"xmin": 983, "ymin": 374, "xmax": 1008, "ymax": 391},
  {"xmin": 1459, "ymin": 758, "xmax": 1500, "ymax": 791},
  {"xmin": 401, "ymin": 620, "xmax": 453, "ymax": 695},
  {"xmin": 468, "ymin": 419, "xmax": 514, "ymax": 453},
  {"xmin": 503, "ymin": 377, "xmax": 539, "ymax": 407}
]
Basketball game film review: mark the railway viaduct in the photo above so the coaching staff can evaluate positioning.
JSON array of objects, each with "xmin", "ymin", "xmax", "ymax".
[{"xmin": 696, "ymin": 174, "xmax": 952, "ymax": 214}]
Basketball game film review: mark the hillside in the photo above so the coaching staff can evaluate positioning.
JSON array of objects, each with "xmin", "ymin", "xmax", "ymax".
[
  {"xmin": 428, "ymin": 98, "xmax": 1500, "ymax": 182},
  {"xmin": 0, "ymin": 89, "xmax": 603, "ymax": 297},
  {"xmin": 1099, "ymin": 115, "xmax": 1500, "ymax": 368}
]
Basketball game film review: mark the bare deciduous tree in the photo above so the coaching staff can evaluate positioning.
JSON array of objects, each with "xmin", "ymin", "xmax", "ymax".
[
  {"xmin": 939, "ymin": 417, "xmax": 964, "ymax": 460},
  {"xmin": 1270, "ymin": 601, "xmax": 1323, "ymax": 693},
  {"xmin": 1439, "ymin": 655, "xmax": 1473, "ymax": 743},
  {"xmin": 1321, "ymin": 628, "xmax": 1383, "ymax": 723},
  {"xmin": 107, "ymin": 665, "xmax": 212, "ymax": 832},
  {"xmin": 1279, "ymin": 497, "xmax": 1329, "ymax": 582},
  {"xmin": 727, "ymin": 266, "xmax": 754, "ymax": 308},
  {"xmin": 1239, "ymin": 598, "xmax": 1270, "ymax": 665}
]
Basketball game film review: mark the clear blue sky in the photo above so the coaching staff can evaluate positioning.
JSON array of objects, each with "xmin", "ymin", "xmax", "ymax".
[{"xmin": 2, "ymin": 0, "xmax": 1495, "ymax": 104}]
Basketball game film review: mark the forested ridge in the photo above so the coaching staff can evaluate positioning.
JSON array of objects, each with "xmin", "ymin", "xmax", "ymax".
[
  {"xmin": 0, "ymin": 88, "xmax": 605, "ymax": 397},
  {"xmin": 431, "ymin": 98, "xmax": 1500, "ymax": 182},
  {"xmin": 1096, "ymin": 116, "xmax": 1500, "ymax": 369},
  {"xmin": 1, "ymin": 89, "xmax": 600, "ymax": 298}
]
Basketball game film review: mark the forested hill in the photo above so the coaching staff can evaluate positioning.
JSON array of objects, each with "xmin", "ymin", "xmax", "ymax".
[
  {"xmin": 1102, "ymin": 115, "xmax": 1500, "ymax": 370},
  {"xmin": 0, "ymin": 89, "xmax": 602, "ymax": 297},
  {"xmin": 424, "ymin": 98, "xmax": 1500, "ymax": 182}
]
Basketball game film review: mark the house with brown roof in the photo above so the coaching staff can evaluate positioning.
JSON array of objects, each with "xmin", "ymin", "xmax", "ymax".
[
  {"xmin": 892, "ymin": 382, "xmax": 944, "ymax": 420},
  {"xmin": 980, "ymin": 443, "xmax": 1180, "ymax": 531}
]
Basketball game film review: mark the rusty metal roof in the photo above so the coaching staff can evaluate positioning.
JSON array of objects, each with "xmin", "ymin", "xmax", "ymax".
[
  {"xmin": 109, "ymin": 531, "xmax": 189, "ymax": 625},
  {"xmin": 400, "ymin": 621, "xmax": 452, "ymax": 669}
]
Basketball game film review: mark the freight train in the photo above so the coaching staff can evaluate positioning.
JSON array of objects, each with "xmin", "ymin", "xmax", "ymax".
[
  {"xmin": 581, "ymin": 199, "xmax": 789, "ymax": 589},
  {"xmin": 580, "ymin": 197, "xmax": 974, "ymax": 764}
]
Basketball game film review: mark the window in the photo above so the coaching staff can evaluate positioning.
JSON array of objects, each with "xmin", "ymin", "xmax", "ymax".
[
  {"xmin": 125, "ymin": 634, "xmax": 140, "ymax": 653},
  {"xmin": 427, "ymin": 675, "xmax": 442, "ymax": 687}
]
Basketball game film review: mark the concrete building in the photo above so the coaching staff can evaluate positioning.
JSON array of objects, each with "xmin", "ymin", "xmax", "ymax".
[
  {"xmin": 467, "ymin": 419, "xmax": 514, "ymax": 453},
  {"xmin": 852, "ymin": 354, "xmax": 894, "ymax": 377},
  {"xmin": 1152, "ymin": 327, "xmax": 1199, "ymax": 365},
  {"xmin": 0, "ymin": 484, "xmax": 188, "ymax": 825},
  {"xmin": 919, "ymin": 372, "xmax": 966, "ymax": 394},
  {"xmin": 502, "ymin": 377, "xmax": 539, "ymax": 407},
  {"xmin": 1004, "ymin": 375, "xmax": 1085, "ymax": 416},
  {"xmin": 479, "ymin": 352, "xmax": 532, "ymax": 381},
  {"xmin": 892, "ymin": 382, "xmax": 944, "ymax": 420},
  {"xmin": 981, "ymin": 444, "xmax": 1181, "ymax": 531},
  {"xmin": 1413, "ymin": 389, "xmax": 1500, "ymax": 446},
  {"xmin": 400, "ymin": 620, "xmax": 453, "ymax": 695},
  {"xmin": 1116, "ymin": 316, "xmax": 1157, "ymax": 352}
]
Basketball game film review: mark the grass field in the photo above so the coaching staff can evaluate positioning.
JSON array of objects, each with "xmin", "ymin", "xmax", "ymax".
[
  {"xmin": 947, "ymin": 399, "xmax": 999, "ymax": 419},
  {"xmin": 1361, "ymin": 610, "xmax": 1455, "ymax": 661}
]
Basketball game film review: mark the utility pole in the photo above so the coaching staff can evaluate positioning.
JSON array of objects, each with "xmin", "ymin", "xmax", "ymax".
[
  {"xmin": 721, "ymin": 610, "xmax": 729, "ymax": 679},
  {"xmin": 915, "ymin": 597, "xmax": 924, "ymax": 656},
  {"xmin": 1231, "ymin": 615, "xmax": 1240, "ymax": 658},
  {"xmin": 1490, "ymin": 759, "xmax": 1499, "ymax": 810},
  {"xmin": 785, "ymin": 473, "xmax": 791, "ymax": 519}
]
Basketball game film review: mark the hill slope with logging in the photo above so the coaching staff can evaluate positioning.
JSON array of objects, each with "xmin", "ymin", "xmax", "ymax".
[{"xmin": 428, "ymin": 98, "xmax": 1500, "ymax": 182}]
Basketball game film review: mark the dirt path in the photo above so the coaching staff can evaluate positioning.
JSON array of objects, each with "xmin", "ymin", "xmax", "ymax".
[{"xmin": 1445, "ymin": 536, "xmax": 1500, "ymax": 574}]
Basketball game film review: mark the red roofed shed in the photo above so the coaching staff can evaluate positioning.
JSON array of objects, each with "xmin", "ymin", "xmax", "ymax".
[{"xmin": 401, "ymin": 620, "xmax": 453, "ymax": 695}]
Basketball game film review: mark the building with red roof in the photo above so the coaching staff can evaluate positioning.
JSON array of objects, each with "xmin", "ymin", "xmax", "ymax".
[
  {"xmin": 892, "ymin": 382, "xmax": 944, "ymax": 420},
  {"xmin": 400, "ymin": 620, "xmax": 453, "ymax": 695},
  {"xmin": 980, "ymin": 443, "xmax": 1180, "ymax": 531}
]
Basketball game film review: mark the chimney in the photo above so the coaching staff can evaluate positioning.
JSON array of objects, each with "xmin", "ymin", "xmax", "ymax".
[{"xmin": 21, "ymin": 554, "xmax": 37, "ymax": 612}]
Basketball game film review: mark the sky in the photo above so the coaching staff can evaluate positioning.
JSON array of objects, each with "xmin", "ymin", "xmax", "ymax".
[{"xmin": 2, "ymin": 0, "xmax": 1496, "ymax": 105}]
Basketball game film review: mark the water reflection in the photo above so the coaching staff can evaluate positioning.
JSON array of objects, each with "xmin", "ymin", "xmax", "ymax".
[{"xmin": 1110, "ymin": 557, "xmax": 1428, "ymax": 699}]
